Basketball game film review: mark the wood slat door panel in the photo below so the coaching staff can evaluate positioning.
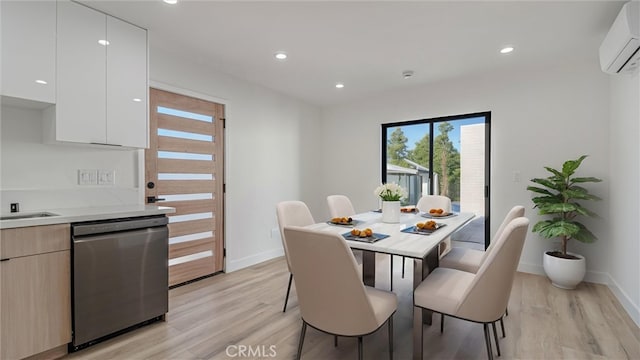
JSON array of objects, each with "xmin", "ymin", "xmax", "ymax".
[
  {"xmin": 169, "ymin": 238, "xmax": 215, "ymax": 259},
  {"xmin": 158, "ymin": 136, "xmax": 216, "ymax": 154},
  {"xmin": 157, "ymin": 158, "xmax": 215, "ymax": 174},
  {"xmin": 157, "ymin": 180, "xmax": 216, "ymax": 195},
  {"xmin": 146, "ymin": 88, "xmax": 224, "ymax": 287},
  {"xmin": 160, "ymin": 200, "xmax": 216, "ymax": 217},
  {"xmin": 169, "ymin": 258, "xmax": 216, "ymax": 286},
  {"xmin": 169, "ymin": 219, "xmax": 217, "ymax": 238}
]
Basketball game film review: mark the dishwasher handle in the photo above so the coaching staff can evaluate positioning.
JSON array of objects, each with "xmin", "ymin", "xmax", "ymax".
[{"xmin": 72, "ymin": 216, "xmax": 168, "ymax": 237}]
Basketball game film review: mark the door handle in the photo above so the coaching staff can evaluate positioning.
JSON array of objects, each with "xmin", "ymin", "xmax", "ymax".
[{"xmin": 147, "ymin": 196, "xmax": 166, "ymax": 204}]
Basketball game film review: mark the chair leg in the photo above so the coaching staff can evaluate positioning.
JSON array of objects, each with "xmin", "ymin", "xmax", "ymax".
[
  {"xmin": 491, "ymin": 322, "xmax": 501, "ymax": 356},
  {"xmin": 390, "ymin": 255, "xmax": 394, "ymax": 291},
  {"xmin": 334, "ymin": 335, "xmax": 338, "ymax": 347},
  {"xmin": 388, "ymin": 317, "xmax": 394, "ymax": 360},
  {"xmin": 358, "ymin": 336, "xmax": 363, "ymax": 360},
  {"xmin": 500, "ymin": 316, "xmax": 506, "ymax": 338},
  {"xmin": 283, "ymin": 273, "xmax": 293, "ymax": 312},
  {"xmin": 401, "ymin": 256, "xmax": 405, "ymax": 278},
  {"xmin": 296, "ymin": 322, "xmax": 307, "ymax": 360},
  {"xmin": 440, "ymin": 313, "xmax": 445, "ymax": 333},
  {"xmin": 483, "ymin": 323, "xmax": 494, "ymax": 360}
]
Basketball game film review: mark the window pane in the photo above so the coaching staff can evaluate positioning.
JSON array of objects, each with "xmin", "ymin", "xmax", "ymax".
[{"xmin": 157, "ymin": 106, "xmax": 213, "ymax": 122}]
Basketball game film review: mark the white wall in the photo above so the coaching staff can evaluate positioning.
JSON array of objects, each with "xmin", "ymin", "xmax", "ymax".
[
  {"xmin": 0, "ymin": 105, "xmax": 141, "ymax": 210},
  {"xmin": 608, "ymin": 70, "xmax": 640, "ymax": 326},
  {"xmin": 148, "ymin": 48, "xmax": 322, "ymax": 272},
  {"xmin": 313, "ymin": 61, "xmax": 611, "ymax": 280}
]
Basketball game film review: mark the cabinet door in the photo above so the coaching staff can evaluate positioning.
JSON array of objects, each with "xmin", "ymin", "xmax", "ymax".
[
  {"xmin": 0, "ymin": 251, "xmax": 71, "ymax": 360},
  {"xmin": 106, "ymin": 16, "xmax": 149, "ymax": 148},
  {"xmin": 56, "ymin": 1, "xmax": 107, "ymax": 144},
  {"xmin": 0, "ymin": 1, "xmax": 56, "ymax": 103}
]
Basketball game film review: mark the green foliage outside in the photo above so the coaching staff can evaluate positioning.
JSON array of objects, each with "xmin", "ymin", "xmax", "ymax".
[
  {"xmin": 387, "ymin": 122, "xmax": 460, "ymax": 200},
  {"xmin": 387, "ymin": 128, "xmax": 410, "ymax": 168}
]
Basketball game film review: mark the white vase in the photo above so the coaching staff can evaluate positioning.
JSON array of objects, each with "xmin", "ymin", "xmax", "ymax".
[
  {"xmin": 542, "ymin": 251, "xmax": 586, "ymax": 289},
  {"xmin": 381, "ymin": 201, "xmax": 401, "ymax": 223}
]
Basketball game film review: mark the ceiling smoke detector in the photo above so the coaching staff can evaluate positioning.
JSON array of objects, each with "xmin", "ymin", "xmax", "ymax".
[{"xmin": 402, "ymin": 70, "xmax": 414, "ymax": 79}]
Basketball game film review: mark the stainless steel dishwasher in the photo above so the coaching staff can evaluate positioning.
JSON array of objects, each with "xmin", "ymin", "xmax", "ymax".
[{"xmin": 70, "ymin": 215, "xmax": 169, "ymax": 351}]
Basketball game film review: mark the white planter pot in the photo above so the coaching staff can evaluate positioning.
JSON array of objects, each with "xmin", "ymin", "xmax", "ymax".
[
  {"xmin": 381, "ymin": 201, "xmax": 401, "ymax": 223},
  {"xmin": 542, "ymin": 251, "xmax": 586, "ymax": 289}
]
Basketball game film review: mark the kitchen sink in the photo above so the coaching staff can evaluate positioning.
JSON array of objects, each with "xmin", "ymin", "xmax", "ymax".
[{"xmin": 0, "ymin": 212, "xmax": 60, "ymax": 220}]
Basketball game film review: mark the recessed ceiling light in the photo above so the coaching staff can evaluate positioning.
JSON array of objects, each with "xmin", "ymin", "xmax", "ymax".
[
  {"xmin": 274, "ymin": 52, "xmax": 288, "ymax": 60},
  {"xmin": 335, "ymin": 83, "xmax": 344, "ymax": 89},
  {"xmin": 163, "ymin": 0, "xmax": 178, "ymax": 4},
  {"xmin": 35, "ymin": 80, "xmax": 48, "ymax": 85},
  {"xmin": 133, "ymin": 98, "xmax": 142, "ymax": 102},
  {"xmin": 402, "ymin": 70, "xmax": 414, "ymax": 79},
  {"xmin": 500, "ymin": 46, "xmax": 514, "ymax": 54},
  {"xmin": 98, "ymin": 39, "xmax": 110, "ymax": 46}
]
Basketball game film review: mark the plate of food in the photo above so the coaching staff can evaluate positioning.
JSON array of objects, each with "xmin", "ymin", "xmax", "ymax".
[
  {"xmin": 328, "ymin": 217, "xmax": 359, "ymax": 226},
  {"xmin": 400, "ymin": 206, "xmax": 418, "ymax": 213},
  {"xmin": 342, "ymin": 228, "xmax": 389, "ymax": 243},
  {"xmin": 401, "ymin": 221, "xmax": 446, "ymax": 235},
  {"xmin": 421, "ymin": 208, "xmax": 457, "ymax": 219}
]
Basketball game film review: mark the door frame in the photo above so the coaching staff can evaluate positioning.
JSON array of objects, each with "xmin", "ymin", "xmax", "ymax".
[
  {"xmin": 141, "ymin": 80, "xmax": 228, "ymax": 270},
  {"xmin": 381, "ymin": 111, "xmax": 491, "ymax": 249}
]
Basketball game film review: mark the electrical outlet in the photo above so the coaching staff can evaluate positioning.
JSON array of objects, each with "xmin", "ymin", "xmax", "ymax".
[
  {"xmin": 78, "ymin": 169, "xmax": 98, "ymax": 185},
  {"xmin": 98, "ymin": 170, "xmax": 115, "ymax": 185}
]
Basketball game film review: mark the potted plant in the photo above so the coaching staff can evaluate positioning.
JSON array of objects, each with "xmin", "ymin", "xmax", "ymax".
[
  {"xmin": 374, "ymin": 182, "xmax": 407, "ymax": 223},
  {"xmin": 527, "ymin": 155, "xmax": 602, "ymax": 289}
]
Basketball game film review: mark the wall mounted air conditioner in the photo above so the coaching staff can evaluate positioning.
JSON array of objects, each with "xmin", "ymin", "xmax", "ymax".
[{"xmin": 599, "ymin": 1, "xmax": 639, "ymax": 74}]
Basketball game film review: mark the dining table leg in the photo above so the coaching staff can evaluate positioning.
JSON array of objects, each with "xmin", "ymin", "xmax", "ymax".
[
  {"xmin": 362, "ymin": 250, "xmax": 376, "ymax": 287},
  {"xmin": 412, "ymin": 248, "xmax": 440, "ymax": 359}
]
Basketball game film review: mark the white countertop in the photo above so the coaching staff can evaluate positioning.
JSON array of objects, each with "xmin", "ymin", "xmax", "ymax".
[{"xmin": 0, "ymin": 205, "xmax": 176, "ymax": 229}]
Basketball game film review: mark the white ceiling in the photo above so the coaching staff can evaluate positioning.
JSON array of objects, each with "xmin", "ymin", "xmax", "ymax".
[{"xmin": 80, "ymin": 0, "xmax": 625, "ymax": 107}]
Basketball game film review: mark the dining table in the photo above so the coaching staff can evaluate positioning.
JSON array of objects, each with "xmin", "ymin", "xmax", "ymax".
[{"xmin": 305, "ymin": 209, "xmax": 475, "ymax": 359}]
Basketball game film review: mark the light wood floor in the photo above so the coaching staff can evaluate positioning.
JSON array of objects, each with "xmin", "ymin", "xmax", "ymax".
[{"xmin": 64, "ymin": 255, "xmax": 640, "ymax": 360}]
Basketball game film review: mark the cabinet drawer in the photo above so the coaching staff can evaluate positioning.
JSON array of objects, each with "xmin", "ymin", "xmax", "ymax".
[{"xmin": 0, "ymin": 224, "xmax": 70, "ymax": 259}]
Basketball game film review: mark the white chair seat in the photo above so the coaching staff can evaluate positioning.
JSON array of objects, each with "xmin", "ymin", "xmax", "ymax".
[
  {"xmin": 439, "ymin": 247, "xmax": 484, "ymax": 273},
  {"xmin": 413, "ymin": 267, "xmax": 474, "ymax": 315}
]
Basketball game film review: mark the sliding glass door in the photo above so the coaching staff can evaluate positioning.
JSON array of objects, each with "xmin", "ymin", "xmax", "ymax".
[{"xmin": 382, "ymin": 112, "xmax": 491, "ymax": 248}]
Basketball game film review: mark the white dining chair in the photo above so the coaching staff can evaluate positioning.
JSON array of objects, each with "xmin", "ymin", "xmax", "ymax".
[
  {"xmin": 283, "ymin": 226, "xmax": 397, "ymax": 360},
  {"xmin": 440, "ymin": 205, "xmax": 525, "ymax": 274},
  {"xmin": 275, "ymin": 201, "xmax": 315, "ymax": 312},
  {"xmin": 326, "ymin": 194, "xmax": 402, "ymax": 291},
  {"xmin": 402, "ymin": 195, "xmax": 453, "ymax": 278},
  {"xmin": 413, "ymin": 217, "xmax": 529, "ymax": 360},
  {"xmin": 438, "ymin": 205, "xmax": 525, "ymax": 337},
  {"xmin": 326, "ymin": 195, "xmax": 356, "ymax": 218}
]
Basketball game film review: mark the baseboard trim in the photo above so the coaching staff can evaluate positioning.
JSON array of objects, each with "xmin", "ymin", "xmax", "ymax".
[
  {"xmin": 517, "ymin": 261, "xmax": 609, "ymax": 284},
  {"xmin": 606, "ymin": 274, "xmax": 640, "ymax": 328},
  {"xmin": 226, "ymin": 248, "xmax": 284, "ymax": 273},
  {"xmin": 517, "ymin": 261, "xmax": 640, "ymax": 327}
]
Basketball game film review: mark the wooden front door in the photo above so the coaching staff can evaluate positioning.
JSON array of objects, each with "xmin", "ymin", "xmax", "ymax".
[{"xmin": 145, "ymin": 88, "xmax": 225, "ymax": 286}]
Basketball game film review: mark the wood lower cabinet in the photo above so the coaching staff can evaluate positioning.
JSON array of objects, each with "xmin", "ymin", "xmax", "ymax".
[{"xmin": 0, "ymin": 224, "xmax": 71, "ymax": 360}]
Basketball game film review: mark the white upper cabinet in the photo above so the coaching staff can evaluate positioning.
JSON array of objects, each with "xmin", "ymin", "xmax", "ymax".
[
  {"xmin": 54, "ymin": 1, "xmax": 148, "ymax": 148},
  {"xmin": 1, "ymin": 1, "xmax": 56, "ymax": 104},
  {"xmin": 56, "ymin": 0, "xmax": 107, "ymax": 144},
  {"xmin": 106, "ymin": 16, "xmax": 148, "ymax": 148}
]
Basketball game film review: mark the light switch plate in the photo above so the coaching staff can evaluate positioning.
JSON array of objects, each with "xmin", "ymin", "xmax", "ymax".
[
  {"xmin": 98, "ymin": 170, "xmax": 115, "ymax": 185},
  {"xmin": 78, "ymin": 169, "xmax": 97, "ymax": 185}
]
